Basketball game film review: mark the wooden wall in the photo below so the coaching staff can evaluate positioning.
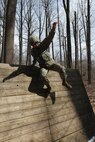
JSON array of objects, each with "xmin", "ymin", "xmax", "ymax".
[{"xmin": 0, "ymin": 63, "xmax": 95, "ymax": 142}]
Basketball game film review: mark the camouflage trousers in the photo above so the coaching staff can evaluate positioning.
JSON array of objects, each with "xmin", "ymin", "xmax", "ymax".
[{"xmin": 40, "ymin": 62, "xmax": 67, "ymax": 91}]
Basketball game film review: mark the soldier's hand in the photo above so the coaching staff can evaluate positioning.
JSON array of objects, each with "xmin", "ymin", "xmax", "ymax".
[{"xmin": 53, "ymin": 22, "xmax": 57, "ymax": 29}]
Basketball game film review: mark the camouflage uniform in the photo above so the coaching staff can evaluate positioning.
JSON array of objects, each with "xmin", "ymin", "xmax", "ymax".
[{"xmin": 30, "ymin": 25, "xmax": 72, "ymax": 90}]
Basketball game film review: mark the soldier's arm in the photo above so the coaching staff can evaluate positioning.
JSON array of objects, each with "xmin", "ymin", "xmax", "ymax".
[
  {"xmin": 31, "ymin": 48, "xmax": 36, "ymax": 66},
  {"xmin": 39, "ymin": 22, "xmax": 57, "ymax": 52},
  {"xmin": 32, "ymin": 58, "xmax": 37, "ymax": 66}
]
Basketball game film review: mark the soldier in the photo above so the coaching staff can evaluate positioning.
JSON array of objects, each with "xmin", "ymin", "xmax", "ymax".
[{"xmin": 30, "ymin": 22, "xmax": 72, "ymax": 93}]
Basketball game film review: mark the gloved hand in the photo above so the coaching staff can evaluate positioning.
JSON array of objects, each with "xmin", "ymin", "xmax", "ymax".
[{"xmin": 53, "ymin": 22, "xmax": 57, "ymax": 29}]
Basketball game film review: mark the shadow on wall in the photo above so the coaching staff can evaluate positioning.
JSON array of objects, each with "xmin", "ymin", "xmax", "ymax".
[
  {"xmin": 66, "ymin": 69, "xmax": 95, "ymax": 141},
  {"xmin": 2, "ymin": 65, "xmax": 51, "ymax": 99}
]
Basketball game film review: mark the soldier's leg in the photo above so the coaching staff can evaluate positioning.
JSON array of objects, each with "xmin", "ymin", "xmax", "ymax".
[
  {"xmin": 40, "ymin": 68, "xmax": 51, "ymax": 91},
  {"xmin": 40, "ymin": 68, "xmax": 55, "ymax": 103},
  {"xmin": 49, "ymin": 63, "xmax": 72, "ymax": 89}
]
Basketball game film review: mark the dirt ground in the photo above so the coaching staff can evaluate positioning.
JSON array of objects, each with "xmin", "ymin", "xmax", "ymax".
[{"xmin": 84, "ymin": 80, "xmax": 95, "ymax": 113}]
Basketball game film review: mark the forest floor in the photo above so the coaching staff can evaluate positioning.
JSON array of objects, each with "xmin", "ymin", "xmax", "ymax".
[{"xmin": 84, "ymin": 79, "xmax": 95, "ymax": 113}]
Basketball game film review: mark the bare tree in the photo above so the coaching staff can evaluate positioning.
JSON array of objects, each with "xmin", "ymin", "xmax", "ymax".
[
  {"xmin": 57, "ymin": 0, "xmax": 62, "ymax": 64},
  {"xmin": 79, "ymin": 0, "xmax": 91, "ymax": 83},
  {"xmin": 42, "ymin": 0, "xmax": 55, "ymax": 57},
  {"xmin": 86, "ymin": 0, "xmax": 91, "ymax": 84},
  {"xmin": 0, "ymin": 0, "xmax": 8, "ymax": 62},
  {"xmin": 79, "ymin": 28, "xmax": 83, "ymax": 76},
  {"xmin": 60, "ymin": 21, "xmax": 67, "ymax": 66},
  {"xmin": 26, "ymin": 0, "xmax": 32, "ymax": 65},
  {"xmin": 4, "ymin": 0, "xmax": 17, "ymax": 63},
  {"xmin": 34, "ymin": 0, "xmax": 45, "ymax": 41},
  {"xmin": 15, "ymin": 0, "xmax": 25, "ymax": 64},
  {"xmin": 38, "ymin": 0, "xmax": 42, "ymax": 41},
  {"xmin": 72, "ymin": 11, "xmax": 78, "ymax": 69},
  {"xmin": 18, "ymin": 0, "xmax": 23, "ymax": 64},
  {"xmin": 42, "ymin": 0, "xmax": 49, "ymax": 37},
  {"xmin": 23, "ymin": 0, "xmax": 37, "ymax": 65},
  {"xmin": 62, "ymin": 0, "xmax": 72, "ymax": 68}
]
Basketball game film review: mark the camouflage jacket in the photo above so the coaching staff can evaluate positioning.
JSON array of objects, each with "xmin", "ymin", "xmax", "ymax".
[{"xmin": 31, "ymin": 27, "xmax": 55, "ymax": 67}]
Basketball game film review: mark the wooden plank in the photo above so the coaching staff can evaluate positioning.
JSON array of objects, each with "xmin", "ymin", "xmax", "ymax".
[
  {"xmin": 0, "ymin": 113, "xmax": 93, "ymax": 142},
  {"xmin": 0, "ymin": 85, "xmax": 86, "ymax": 97},
  {"xmin": 0, "ymin": 90, "xmax": 87, "ymax": 105},
  {"xmin": 55, "ymin": 123, "xmax": 95, "ymax": 142},
  {"xmin": 0, "ymin": 82, "xmax": 85, "ymax": 94},
  {"xmin": 0, "ymin": 100, "xmax": 46, "ymax": 114},
  {"xmin": 0, "ymin": 99, "xmax": 91, "ymax": 124},
  {"xmin": 55, "ymin": 129, "xmax": 87, "ymax": 142},
  {"xmin": 0, "ymin": 93, "xmax": 90, "ymax": 115},
  {"xmin": 46, "ymin": 98, "xmax": 90, "ymax": 112},
  {"xmin": 0, "ymin": 100, "xmax": 91, "ymax": 124},
  {"xmin": 0, "ymin": 84, "xmax": 66, "ymax": 94},
  {"xmin": 0, "ymin": 75, "xmax": 84, "ymax": 87},
  {"xmin": 0, "ymin": 72, "xmax": 83, "ymax": 83},
  {"xmin": 0, "ymin": 120, "xmax": 49, "ymax": 142},
  {"xmin": 0, "ymin": 113, "xmax": 49, "ymax": 133},
  {"xmin": 0, "ymin": 107, "xmax": 47, "ymax": 123},
  {"xmin": 0, "ymin": 82, "xmax": 30, "ymax": 90},
  {"xmin": 0, "ymin": 70, "xmax": 17, "ymax": 77},
  {"xmin": 49, "ymin": 112, "xmax": 94, "ymax": 127},
  {"xmin": 0, "ymin": 75, "xmax": 61, "ymax": 83},
  {"xmin": 0, "ymin": 88, "xmax": 31, "ymax": 97},
  {"xmin": 0, "ymin": 94, "xmax": 44, "ymax": 105},
  {"xmin": 0, "ymin": 102, "xmax": 91, "ymax": 133},
  {"xmin": 0, "ymin": 74, "xmax": 31, "ymax": 82},
  {"xmin": 46, "ymin": 102, "xmax": 90, "ymax": 118},
  {"xmin": 48, "ymin": 113, "xmax": 93, "ymax": 141},
  {"xmin": 1, "ymin": 77, "xmax": 84, "ymax": 87},
  {"xmin": 5, "ymin": 127, "xmax": 52, "ymax": 142}
]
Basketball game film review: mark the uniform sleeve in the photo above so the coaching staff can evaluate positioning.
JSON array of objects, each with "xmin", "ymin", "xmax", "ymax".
[
  {"xmin": 31, "ymin": 48, "xmax": 38, "ymax": 66},
  {"xmin": 38, "ymin": 27, "xmax": 56, "ymax": 53}
]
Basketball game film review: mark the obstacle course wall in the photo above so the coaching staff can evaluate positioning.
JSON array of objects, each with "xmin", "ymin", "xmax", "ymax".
[{"xmin": 0, "ymin": 63, "xmax": 95, "ymax": 142}]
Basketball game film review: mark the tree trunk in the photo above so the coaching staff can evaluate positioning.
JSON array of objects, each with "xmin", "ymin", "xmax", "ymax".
[
  {"xmin": 62, "ymin": 0, "xmax": 72, "ymax": 68},
  {"xmin": 57, "ymin": 0, "xmax": 62, "ymax": 64},
  {"xmin": 0, "ymin": 26, "xmax": 1, "ymax": 62},
  {"xmin": 4, "ymin": 0, "xmax": 17, "ymax": 64},
  {"xmin": 1, "ymin": 0, "xmax": 8, "ymax": 63},
  {"xmin": 45, "ymin": 8, "xmax": 48, "ymax": 38},
  {"xmin": 48, "ymin": 12, "xmax": 55, "ymax": 59},
  {"xmin": 87, "ymin": 0, "xmax": 91, "ymax": 84},
  {"xmin": 26, "ymin": 28, "xmax": 31, "ymax": 65},
  {"xmin": 19, "ymin": 0, "xmax": 23, "ymax": 65},
  {"xmin": 73, "ymin": 11, "xmax": 78, "ymax": 69},
  {"xmin": 39, "ymin": 0, "xmax": 42, "ymax": 41},
  {"xmin": 26, "ymin": 0, "xmax": 32, "ymax": 65},
  {"xmin": 79, "ymin": 29, "xmax": 82, "ymax": 76}
]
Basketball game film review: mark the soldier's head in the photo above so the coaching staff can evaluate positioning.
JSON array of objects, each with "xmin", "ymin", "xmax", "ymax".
[{"xmin": 29, "ymin": 35, "xmax": 40, "ymax": 48}]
